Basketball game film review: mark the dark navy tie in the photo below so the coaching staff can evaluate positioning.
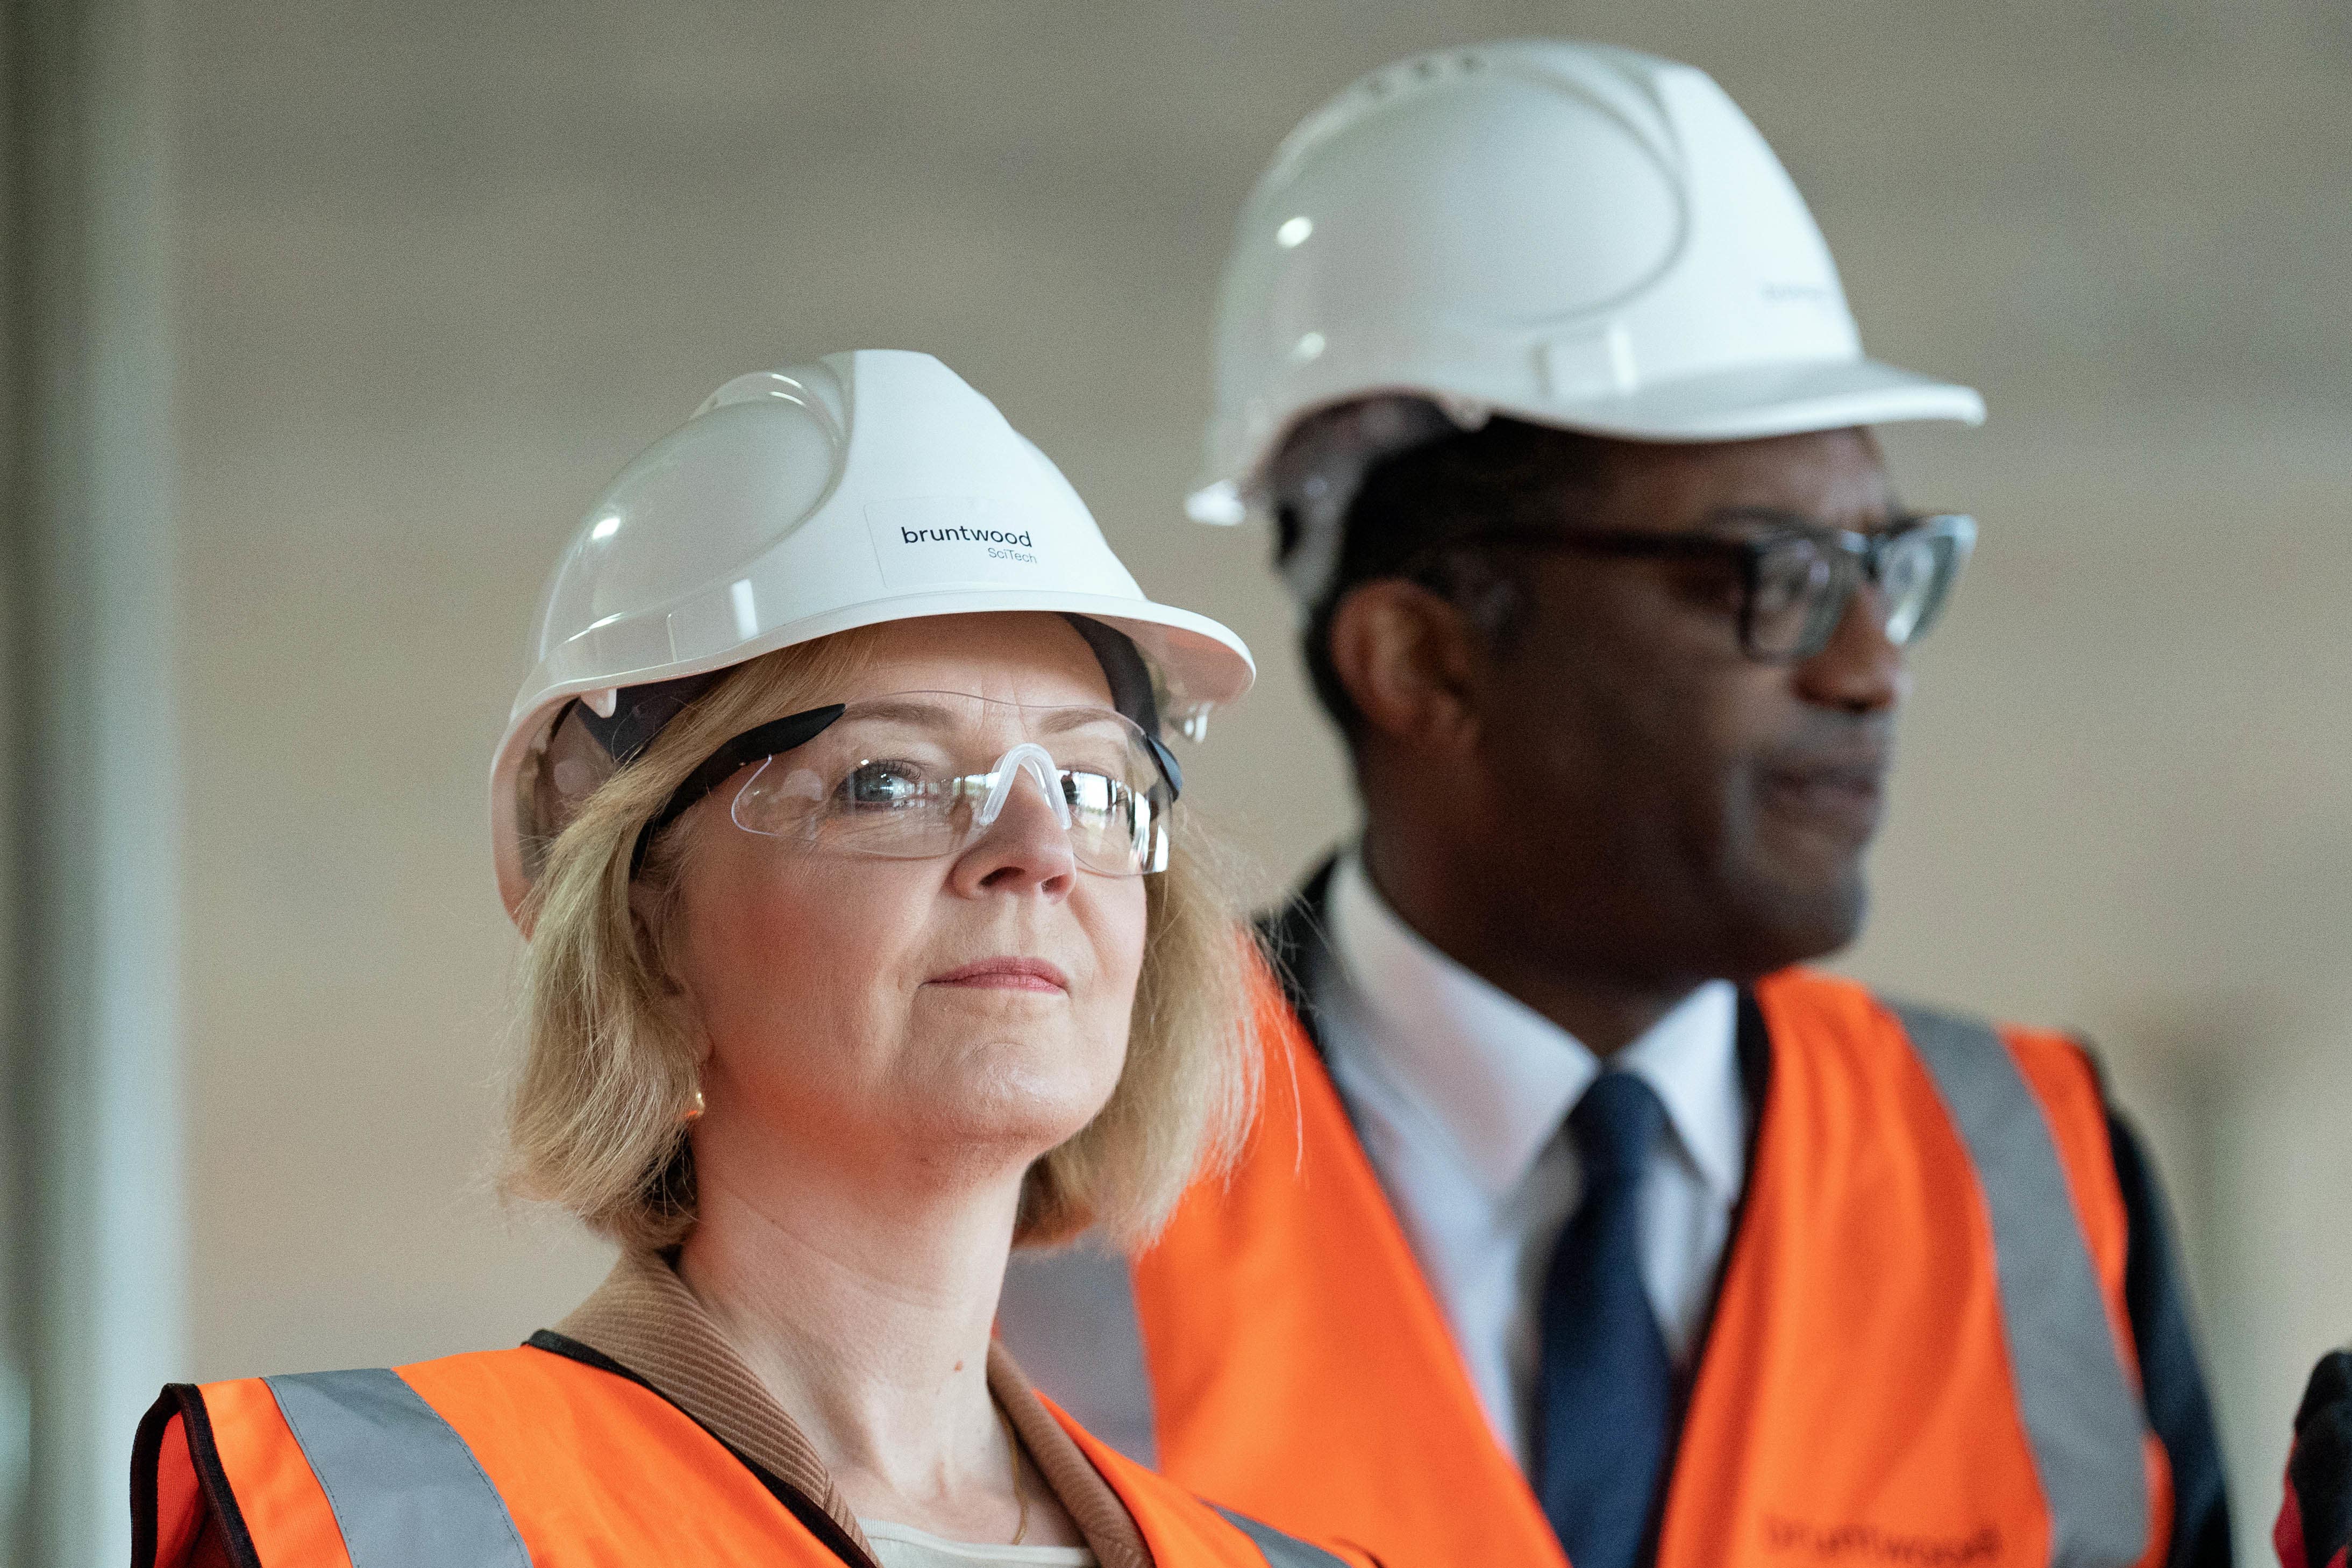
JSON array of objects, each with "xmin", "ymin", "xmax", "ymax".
[{"xmin": 1536, "ymin": 1070, "xmax": 1675, "ymax": 1568}]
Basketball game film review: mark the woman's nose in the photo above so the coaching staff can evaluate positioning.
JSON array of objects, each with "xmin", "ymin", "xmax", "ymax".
[{"xmin": 950, "ymin": 765, "xmax": 1078, "ymax": 897}]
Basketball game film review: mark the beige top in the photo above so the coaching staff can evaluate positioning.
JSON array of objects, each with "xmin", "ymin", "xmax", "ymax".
[
  {"xmin": 553, "ymin": 1249, "xmax": 1153, "ymax": 1568},
  {"xmin": 861, "ymin": 1518, "xmax": 1096, "ymax": 1568}
]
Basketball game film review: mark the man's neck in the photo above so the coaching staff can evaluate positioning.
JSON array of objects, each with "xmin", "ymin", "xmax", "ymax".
[{"xmin": 1357, "ymin": 830, "xmax": 1700, "ymax": 1058}]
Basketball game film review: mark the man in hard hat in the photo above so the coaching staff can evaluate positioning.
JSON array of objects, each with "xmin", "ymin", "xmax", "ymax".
[{"xmin": 1001, "ymin": 39, "xmax": 2230, "ymax": 1568}]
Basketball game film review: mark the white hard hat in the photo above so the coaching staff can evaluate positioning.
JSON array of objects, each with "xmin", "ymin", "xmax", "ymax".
[
  {"xmin": 491, "ymin": 348, "xmax": 1255, "ymax": 921},
  {"xmin": 1187, "ymin": 39, "xmax": 1985, "ymax": 525}
]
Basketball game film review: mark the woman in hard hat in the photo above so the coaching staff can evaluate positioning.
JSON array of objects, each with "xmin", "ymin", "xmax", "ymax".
[{"xmin": 130, "ymin": 351, "xmax": 1369, "ymax": 1568}]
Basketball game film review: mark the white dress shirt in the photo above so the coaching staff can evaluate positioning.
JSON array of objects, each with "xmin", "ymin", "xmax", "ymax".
[{"xmin": 1316, "ymin": 850, "xmax": 1748, "ymax": 1464}]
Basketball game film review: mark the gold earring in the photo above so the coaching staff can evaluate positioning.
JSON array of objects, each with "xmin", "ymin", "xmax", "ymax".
[{"xmin": 682, "ymin": 1088, "xmax": 706, "ymax": 1124}]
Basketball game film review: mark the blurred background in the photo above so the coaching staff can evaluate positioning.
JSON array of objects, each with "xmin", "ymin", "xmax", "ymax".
[{"xmin": 4, "ymin": 1, "xmax": 2347, "ymax": 1562}]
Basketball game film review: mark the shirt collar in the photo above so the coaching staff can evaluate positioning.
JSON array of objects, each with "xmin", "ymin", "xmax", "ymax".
[
  {"xmin": 1322, "ymin": 849, "xmax": 1744, "ymax": 1202},
  {"xmin": 1617, "ymin": 981, "xmax": 1745, "ymax": 1199}
]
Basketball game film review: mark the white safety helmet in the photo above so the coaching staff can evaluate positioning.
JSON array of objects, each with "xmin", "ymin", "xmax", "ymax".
[
  {"xmin": 1186, "ymin": 39, "xmax": 1985, "ymax": 528},
  {"xmin": 491, "ymin": 348, "xmax": 1254, "ymax": 924}
]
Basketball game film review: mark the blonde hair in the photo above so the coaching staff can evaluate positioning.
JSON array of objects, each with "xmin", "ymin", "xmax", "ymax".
[{"xmin": 504, "ymin": 628, "xmax": 1260, "ymax": 1253}]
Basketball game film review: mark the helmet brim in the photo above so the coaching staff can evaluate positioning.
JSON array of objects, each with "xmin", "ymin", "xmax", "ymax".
[
  {"xmin": 1494, "ymin": 354, "xmax": 1986, "ymax": 444},
  {"xmin": 1194, "ymin": 355, "xmax": 1984, "ymax": 519}
]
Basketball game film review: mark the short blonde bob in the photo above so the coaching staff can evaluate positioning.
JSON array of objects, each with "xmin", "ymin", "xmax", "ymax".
[{"xmin": 504, "ymin": 624, "xmax": 1261, "ymax": 1255}]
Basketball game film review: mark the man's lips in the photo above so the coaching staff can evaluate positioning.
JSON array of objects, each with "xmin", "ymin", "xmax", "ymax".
[
  {"xmin": 1758, "ymin": 758, "xmax": 1888, "ymax": 832},
  {"xmin": 926, "ymin": 958, "xmax": 1071, "ymax": 994}
]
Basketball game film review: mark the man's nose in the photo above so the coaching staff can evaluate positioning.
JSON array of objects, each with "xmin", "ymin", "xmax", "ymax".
[{"xmin": 1794, "ymin": 585, "xmax": 1911, "ymax": 715}]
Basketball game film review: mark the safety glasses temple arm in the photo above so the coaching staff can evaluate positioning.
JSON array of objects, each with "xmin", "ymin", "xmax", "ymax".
[
  {"xmin": 1144, "ymin": 733, "xmax": 1183, "ymax": 801},
  {"xmin": 629, "ymin": 703, "xmax": 849, "ymax": 878}
]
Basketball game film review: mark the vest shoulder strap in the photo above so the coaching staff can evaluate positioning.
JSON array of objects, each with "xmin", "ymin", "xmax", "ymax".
[
  {"xmin": 260, "ymin": 1367, "xmax": 533, "ymax": 1567},
  {"xmin": 133, "ymin": 1348, "xmax": 856, "ymax": 1568},
  {"xmin": 1885, "ymin": 997, "xmax": 2153, "ymax": 1568}
]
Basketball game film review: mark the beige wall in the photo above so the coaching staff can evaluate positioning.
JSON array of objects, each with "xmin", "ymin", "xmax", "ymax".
[{"xmin": 173, "ymin": 3, "xmax": 2351, "ymax": 1558}]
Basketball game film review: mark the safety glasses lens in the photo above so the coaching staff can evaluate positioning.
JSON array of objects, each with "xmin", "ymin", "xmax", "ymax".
[{"xmin": 726, "ymin": 694, "xmax": 1170, "ymax": 876}]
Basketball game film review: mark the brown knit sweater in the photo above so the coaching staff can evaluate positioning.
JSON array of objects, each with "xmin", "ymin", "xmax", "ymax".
[{"xmin": 552, "ymin": 1249, "xmax": 1156, "ymax": 1568}]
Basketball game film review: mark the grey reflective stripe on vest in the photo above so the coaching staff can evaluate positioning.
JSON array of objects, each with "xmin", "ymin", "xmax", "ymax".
[
  {"xmin": 1892, "ymin": 1003, "xmax": 2150, "ymax": 1568},
  {"xmin": 263, "ymin": 1369, "xmax": 531, "ymax": 1568},
  {"xmin": 1214, "ymin": 1505, "xmax": 1352, "ymax": 1568},
  {"xmin": 999, "ymin": 1242, "xmax": 1159, "ymax": 1467}
]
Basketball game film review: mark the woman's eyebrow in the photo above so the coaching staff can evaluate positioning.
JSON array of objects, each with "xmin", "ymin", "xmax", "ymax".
[
  {"xmin": 1035, "ymin": 707, "xmax": 1127, "ymax": 736},
  {"xmin": 844, "ymin": 698, "xmax": 959, "ymax": 726}
]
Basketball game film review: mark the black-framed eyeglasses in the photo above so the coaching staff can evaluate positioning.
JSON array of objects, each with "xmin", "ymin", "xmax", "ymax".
[{"xmin": 1429, "ymin": 510, "xmax": 1977, "ymax": 663}]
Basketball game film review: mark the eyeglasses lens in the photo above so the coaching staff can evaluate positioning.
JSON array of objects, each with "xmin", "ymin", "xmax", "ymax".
[
  {"xmin": 1880, "ymin": 530, "xmax": 1954, "ymax": 647},
  {"xmin": 1746, "ymin": 542, "xmax": 1844, "ymax": 660},
  {"xmin": 1745, "ymin": 519, "xmax": 1971, "ymax": 661},
  {"xmin": 726, "ymin": 693, "xmax": 1170, "ymax": 876}
]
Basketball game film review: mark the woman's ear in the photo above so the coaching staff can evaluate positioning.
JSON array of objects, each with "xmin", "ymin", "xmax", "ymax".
[
  {"xmin": 629, "ymin": 867, "xmax": 702, "ymax": 1033},
  {"xmin": 627, "ymin": 875, "xmax": 668, "ymax": 942},
  {"xmin": 1325, "ymin": 580, "xmax": 1486, "ymax": 754}
]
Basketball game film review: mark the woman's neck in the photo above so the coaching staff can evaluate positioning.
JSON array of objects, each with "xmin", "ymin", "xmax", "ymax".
[{"xmin": 673, "ymin": 1157, "xmax": 1078, "ymax": 1545}]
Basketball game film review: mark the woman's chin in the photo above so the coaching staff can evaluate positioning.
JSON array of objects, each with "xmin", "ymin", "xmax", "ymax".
[{"xmin": 900, "ymin": 1069, "xmax": 1114, "ymax": 1163}]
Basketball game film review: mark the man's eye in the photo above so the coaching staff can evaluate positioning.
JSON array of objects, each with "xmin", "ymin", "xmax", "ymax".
[
  {"xmin": 1751, "ymin": 547, "xmax": 1832, "ymax": 616},
  {"xmin": 1662, "ymin": 553, "xmax": 1746, "ymax": 612}
]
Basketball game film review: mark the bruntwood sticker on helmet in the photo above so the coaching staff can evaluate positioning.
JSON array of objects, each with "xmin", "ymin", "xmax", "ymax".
[{"xmin": 866, "ymin": 496, "xmax": 1049, "ymax": 589}]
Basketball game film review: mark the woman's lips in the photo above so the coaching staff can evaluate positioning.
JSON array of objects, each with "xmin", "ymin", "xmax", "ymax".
[{"xmin": 927, "ymin": 957, "xmax": 1071, "ymax": 993}]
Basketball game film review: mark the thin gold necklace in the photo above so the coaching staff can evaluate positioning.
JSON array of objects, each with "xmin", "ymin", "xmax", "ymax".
[{"xmin": 993, "ymin": 1398, "xmax": 1030, "ymax": 1546}]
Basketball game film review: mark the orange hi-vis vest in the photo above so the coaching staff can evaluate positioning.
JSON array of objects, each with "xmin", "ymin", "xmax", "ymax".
[
  {"xmin": 1004, "ymin": 965, "xmax": 2172, "ymax": 1568},
  {"xmin": 130, "ymin": 1341, "xmax": 1374, "ymax": 1568}
]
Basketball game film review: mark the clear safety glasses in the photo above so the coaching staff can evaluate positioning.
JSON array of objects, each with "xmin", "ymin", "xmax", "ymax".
[
  {"xmin": 1439, "ymin": 511, "xmax": 1978, "ymax": 664},
  {"xmin": 636, "ymin": 691, "xmax": 1181, "ymax": 879}
]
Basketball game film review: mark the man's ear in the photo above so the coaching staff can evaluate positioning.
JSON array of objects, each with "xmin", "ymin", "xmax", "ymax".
[{"xmin": 1326, "ymin": 580, "xmax": 1485, "ymax": 753}]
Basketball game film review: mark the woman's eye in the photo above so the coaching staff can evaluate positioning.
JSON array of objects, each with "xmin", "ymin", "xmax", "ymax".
[{"xmin": 839, "ymin": 760, "xmax": 929, "ymax": 808}]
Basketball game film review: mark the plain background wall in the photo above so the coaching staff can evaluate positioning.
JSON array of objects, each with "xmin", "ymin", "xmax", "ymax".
[{"xmin": 166, "ymin": 4, "xmax": 2349, "ymax": 1560}]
